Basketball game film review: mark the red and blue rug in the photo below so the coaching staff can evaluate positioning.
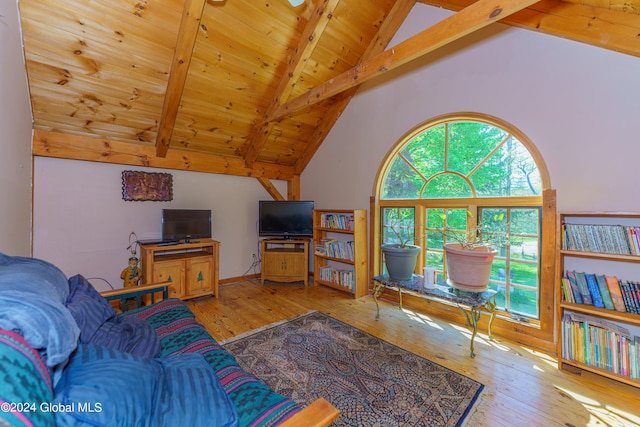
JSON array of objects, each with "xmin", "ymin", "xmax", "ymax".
[{"xmin": 222, "ymin": 311, "xmax": 485, "ymax": 426}]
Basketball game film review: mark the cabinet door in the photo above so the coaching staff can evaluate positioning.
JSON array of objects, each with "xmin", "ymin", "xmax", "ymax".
[
  {"xmin": 263, "ymin": 252, "xmax": 287, "ymax": 275},
  {"xmin": 284, "ymin": 253, "xmax": 306, "ymax": 276},
  {"xmin": 186, "ymin": 257, "xmax": 212, "ymax": 297},
  {"xmin": 153, "ymin": 260, "xmax": 184, "ymax": 299}
]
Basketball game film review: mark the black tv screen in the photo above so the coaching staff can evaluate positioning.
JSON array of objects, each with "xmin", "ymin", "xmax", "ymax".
[
  {"xmin": 258, "ymin": 201, "xmax": 314, "ymax": 238},
  {"xmin": 162, "ymin": 209, "xmax": 211, "ymax": 242}
]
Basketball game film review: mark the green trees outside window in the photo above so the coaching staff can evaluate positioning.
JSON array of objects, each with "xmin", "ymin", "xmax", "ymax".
[{"xmin": 379, "ymin": 116, "xmax": 544, "ymax": 320}]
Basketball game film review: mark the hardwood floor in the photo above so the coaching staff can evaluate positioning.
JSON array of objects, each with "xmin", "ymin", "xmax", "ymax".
[{"xmin": 186, "ymin": 279, "xmax": 640, "ymax": 427}]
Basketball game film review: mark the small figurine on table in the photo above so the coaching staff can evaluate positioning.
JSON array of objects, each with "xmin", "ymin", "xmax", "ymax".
[{"xmin": 121, "ymin": 256, "xmax": 142, "ymax": 288}]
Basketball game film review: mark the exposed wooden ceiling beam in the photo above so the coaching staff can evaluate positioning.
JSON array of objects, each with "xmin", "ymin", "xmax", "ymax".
[
  {"xmin": 294, "ymin": 0, "xmax": 417, "ymax": 174},
  {"xmin": 267, "ymin": 0, "xmax": 541, "ymax": 121},
  {"xmin": 257, "ymin": 177, "xmax": 285, "ymax": 200},
  {"xmin": 155, "ymin": 0, "xmax": 207, "ymax": 158},
  {"xmin": 33, "ymin": 130, "xmax": 297, "ymax": 180},
  {"xmin": 287, "ymin": 175, "xmax": 301, "ymax": 201},
  {"xmin": 244, "ymin": 0, "xmax": 342, "ymax": 168},
  {"xmin": 256, "ymin": 174, "xmax": 301, "ymax": 201},
  {"xmin": 278, "ymin": 0, "xmax": 342, "ymax": 104},
  {"xmin": 417, "ymin": 0, "xmax": 640, "ymax": 58}
]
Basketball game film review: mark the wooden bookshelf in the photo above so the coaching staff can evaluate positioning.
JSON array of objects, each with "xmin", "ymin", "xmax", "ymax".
[
  {"xmin": 556, "ymin": 212, "xmax": 640, "ymax": 388},
  {"xmin": 313, "ymin": 209, "xmax": 368, "ymax": 298}
]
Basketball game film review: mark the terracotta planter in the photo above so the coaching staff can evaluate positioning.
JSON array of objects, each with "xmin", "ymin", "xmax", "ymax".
[
  {"xmin": 381, "ymin": 244, "xmax": 421, "ymax": 281},
  {"xmin": 444, "ymin": 242, "xmax": 497, "ymax": 292}
]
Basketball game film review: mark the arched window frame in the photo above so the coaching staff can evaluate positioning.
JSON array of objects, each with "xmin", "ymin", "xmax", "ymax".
[{"xmin": 371, "ymin": 113, "xmax": 557, "ymax": 348}]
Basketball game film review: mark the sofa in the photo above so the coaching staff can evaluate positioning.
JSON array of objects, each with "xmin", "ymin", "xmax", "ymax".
[{"xmin": 0, "ymin": 253, "xmax": 338, "ymax": 427}]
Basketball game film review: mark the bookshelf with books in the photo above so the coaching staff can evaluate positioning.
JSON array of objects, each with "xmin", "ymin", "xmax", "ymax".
[
  {"xmin": 313, "ymin": 209, "xmax": 368, "ymax": 298},
  {"xmin": 557, "ymin": 212, "xmax": 640, "ymax": 388}
]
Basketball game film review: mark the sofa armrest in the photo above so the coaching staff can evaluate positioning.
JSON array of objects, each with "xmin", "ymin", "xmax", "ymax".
[
  {"xmin": 279, "ymin": 398, "xmax": 340, "ymax": 427},
  {"xmin": 100, "ymin": 282, "xmax": 170, "ymax": 312}
]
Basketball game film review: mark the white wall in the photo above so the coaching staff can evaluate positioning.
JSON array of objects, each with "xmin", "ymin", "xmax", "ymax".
[
  {"xmin": 33, "ymin": 157, "xmax": 285, "ymax": 290},
  {"xmin": 0, "ymin": 0, "xmax": 33, "ymax": 256},
  {"xmin": 302, "ymin": 4, "xmax": 640, "ymax": 214}
]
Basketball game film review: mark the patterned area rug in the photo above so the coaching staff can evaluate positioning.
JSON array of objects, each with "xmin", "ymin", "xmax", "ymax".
[{"xmin": 222, "ymin": 311, "xmax": 485, "ymax": 426}]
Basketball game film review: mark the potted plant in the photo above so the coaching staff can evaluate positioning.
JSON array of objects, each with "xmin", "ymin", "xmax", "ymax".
[
  {"xmin": 443, "ymin": 220, "xmax": 509, "ymax": 292},
  {"xmin": 381, "ymin": 221, "xmax": 422, "ymax": 281}
]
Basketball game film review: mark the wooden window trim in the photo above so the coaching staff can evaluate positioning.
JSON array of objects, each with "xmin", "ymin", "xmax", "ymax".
[{"xmin": 370, "ymin": 113, "xmax": 556, "ymax": 352}]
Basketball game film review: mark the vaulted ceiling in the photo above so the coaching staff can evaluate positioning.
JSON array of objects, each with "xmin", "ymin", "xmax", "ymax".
[{"xmin": 20, "ymin": 0, "xmax": 640, "ymax": 195}]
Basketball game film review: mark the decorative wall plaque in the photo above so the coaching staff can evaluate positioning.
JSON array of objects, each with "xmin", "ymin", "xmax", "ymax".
[{"xmin": 122, "ymin": 171, "xmax": 173, "ymax": 202}]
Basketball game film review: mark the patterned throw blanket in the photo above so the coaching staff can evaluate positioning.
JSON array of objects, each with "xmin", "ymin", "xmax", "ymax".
[
  {"xmin": 127, "ymin": 299, "xmax": 301, "ymax": 427},
  {"xmin": 0, "ymin": 329, "xmax": 56, "ymax": 427}
]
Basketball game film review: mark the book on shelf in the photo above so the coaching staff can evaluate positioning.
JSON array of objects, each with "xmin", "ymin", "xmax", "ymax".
[
  {"xmin": 595, "ymin": 274, "xmax": 615, "ymax": 311},
  {"xmin": 561, "ymin": 277, "xmax": 575, "ymax": 303},
  {"xmin": 315, "ymin": 239, "xmax": 334, "ymax": 256},
  {"xmin": 318, "ymin": 265, "xmax": 354, "ymax": 290},
  {"xmin": 633, "ymin": 282, "xmax": 640, "ymax": 313},
  {"xmin": 605, "ymin": 276, "xmax": 627, "ymax": 312},
  {"xmin": 319, "ymin": 213, "xmax": 355, "ymax": 231},
  {"xmin": 565, "ymin": 270, "xmax": 640, "ymax": 314},
  {"xmin": 620, "ymin": 282, "xmax": 640, "ymax": 314},
  {"xmin": 314, "ymin": 239, "xmax": 354, "ymax": 261},
  {"xmin": 573, "ymin": 271, "xmax": 593, "ymax": 305},
  {"xmin": 562, "ymin": 223, "xmax": 640, "ymax": 255},
  {"xmin": 584, "ymin": 273, "xmax": 605, "ymax": 308},
  {"xmin": 561, "ymin": 311, "xmax": 640, "ymax": 378},
  {"xmin": 566, "ymin": 271, "xmax": 583, "ymax": 304}
]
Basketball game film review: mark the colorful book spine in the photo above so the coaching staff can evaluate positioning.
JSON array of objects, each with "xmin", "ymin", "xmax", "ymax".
[
  {"xmin": 318, "ymin": 265, "xmax": 354, "ymax": 289},
  {"xmin": 628, "ymin": 281, "xmax": 640, "ymax": 314},
  {"xmin": 585, "ymin": 273, "xmax": 605, "ymax": 308},
  {"xmin": 566, "ymin": 271, "xmax": 583, "ymax": 304},
  {"xmin": 595, "ymin": 274, "xmax": 615, "ymax": 310},
  {"xmin": 319, "ymin": 213, "xmax": 354, "ymax": 231},
  {"xmin": 573, "ymin": 271, "xmax": 593, "ymax": 306},
  {"xmin": 619, "ymin": 282, "xmax": 639, "ymax": 314},
  {"xmin": 561, "ymin": 277, "xmax": 574, "ymax": 303},
  {"xmin": 562, "ymin": 223, "xmax": 639, "ymax": 255},
  {"xmin": 562, "ymin": 312, "xmax": 638, "ymax": 378},
  {"xmin": 605, "ymin": 276, "xmax": 627, "ymax": 312}
]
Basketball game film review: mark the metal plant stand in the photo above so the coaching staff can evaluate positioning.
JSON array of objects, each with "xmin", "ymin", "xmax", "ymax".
[{"xmin": 372, "ymin": 274, "xmax": 498, "ymax": 357}]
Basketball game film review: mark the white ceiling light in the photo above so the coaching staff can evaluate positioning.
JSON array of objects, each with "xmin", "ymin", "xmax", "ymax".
[{"xmin": 288, "ymin": 0, "xmax": 304, "ymax": 6}]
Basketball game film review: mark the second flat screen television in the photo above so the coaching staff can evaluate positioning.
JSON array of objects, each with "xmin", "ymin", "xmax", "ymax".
[
  {"xmin": 258, "ymin": 200, "xmax": 314, "ymax": 239},
  {"xmin": 162, "ymin": 209, "xmax": 212, "ymax": 242}
]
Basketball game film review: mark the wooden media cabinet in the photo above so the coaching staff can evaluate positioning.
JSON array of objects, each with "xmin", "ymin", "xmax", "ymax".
[
  {"xmin": 140, "ymin": 239, "xmax": 220, "ymax": 300},
  {"xmin": 261, "ymin": 239, "xmax": 309, "ymax": 286}
]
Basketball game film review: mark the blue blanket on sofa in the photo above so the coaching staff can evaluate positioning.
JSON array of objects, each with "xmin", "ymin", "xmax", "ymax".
[
  {"xmin": 0, "ymin": 253, "xmax": 241, "ymax": 427},
  {"xmin": 0, "ymin": 253, "xmax": 79, "ymax": 367}
]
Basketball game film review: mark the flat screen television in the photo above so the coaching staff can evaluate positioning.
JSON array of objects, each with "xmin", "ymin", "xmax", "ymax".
[
  {"xmin": 162, "ymin": 209, "xmax": 212, "ymax": 242},
  {"xmin": 258, "ymin": 200, "xmax": 314, "ymax": 238}
]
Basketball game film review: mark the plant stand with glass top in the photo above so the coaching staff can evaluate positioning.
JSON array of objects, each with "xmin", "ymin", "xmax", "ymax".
[{"xmin": 372, "ymin": 274, "xmax": 498, "ymax": 357}]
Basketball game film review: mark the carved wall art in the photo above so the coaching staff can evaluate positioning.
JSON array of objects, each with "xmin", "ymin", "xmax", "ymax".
[{"xmin": 122, "ymin": 171, "xmax": 173, "ymax": 201}]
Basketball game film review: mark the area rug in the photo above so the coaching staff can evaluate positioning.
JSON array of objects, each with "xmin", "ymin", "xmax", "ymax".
[{"xmin": 222, "ymin": 311, "xmax": 485, "ymax": 426}]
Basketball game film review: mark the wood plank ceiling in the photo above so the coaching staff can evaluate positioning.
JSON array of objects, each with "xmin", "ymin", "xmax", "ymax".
[{"xmin": 20, "ymin": 0, "xmax": 640, "ymax": 194}]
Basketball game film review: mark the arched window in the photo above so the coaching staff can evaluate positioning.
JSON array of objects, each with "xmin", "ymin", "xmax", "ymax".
[{"xmin": 374, "ymin": 113, "xmax": 554, "ymax": 339}]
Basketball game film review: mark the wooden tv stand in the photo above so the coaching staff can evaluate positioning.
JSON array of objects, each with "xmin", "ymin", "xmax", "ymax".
[
  {"xmin": 261, "ymin": 239, "xmax": 309, "ymax": 286},
  {"xmin": 140, "ymin": 239, "xmax": 220, "ymax": 300}
]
